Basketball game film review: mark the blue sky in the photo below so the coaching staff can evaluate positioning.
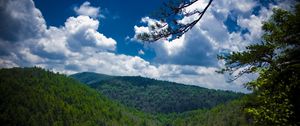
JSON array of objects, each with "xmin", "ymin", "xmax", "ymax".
[
  {"xmin": 0, "ymin": 0, "xmax": 296, "ymax": 92},
  {"xmin": 34, "ymin": 0, "xmax": 164, "ymax": 60}
]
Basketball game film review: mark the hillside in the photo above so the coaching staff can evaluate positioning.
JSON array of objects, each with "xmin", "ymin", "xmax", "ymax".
[
  {"xmin": 0, "ymin": 67, "xmax": 161, "ymax": 126},
  {"xmin": 166, "ymin": 99, "xmax": 252, "ymax": 126},
  {"xmin": 0, "ymin": 67, "xmax": 252, "ymax": 126},
  {"xmin": 71, "ymin": 72, "xmax": 244, "ymax": 114}
]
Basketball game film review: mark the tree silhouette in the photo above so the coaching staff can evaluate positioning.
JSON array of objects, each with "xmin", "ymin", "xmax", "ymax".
[{"xmin": 136, "ymin": 0, "xmax": 213, "ymax": 42}]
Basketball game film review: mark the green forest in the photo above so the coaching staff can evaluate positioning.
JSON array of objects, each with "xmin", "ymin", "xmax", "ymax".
[
  {"xmin": 71, "ymin": 72, "xmax": 244, "ymax": 114},
  {"xmin": 0, "ymin": 67, "xmax": 251, "ymax": 126},
  {"xmin": 0, "ymin": 67, "xmax": 162, "ymax": 126}
]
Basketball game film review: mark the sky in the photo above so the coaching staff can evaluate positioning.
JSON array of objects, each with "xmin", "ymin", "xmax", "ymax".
[{"xmin": 0, "ymin": 0, "xmax": 296, "ymax": 92}]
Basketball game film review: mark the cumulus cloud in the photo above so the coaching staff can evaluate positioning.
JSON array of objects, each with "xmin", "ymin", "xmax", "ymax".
[
  {"xmin": 30, "ymin": 15, "xmax": 117, "ymax": 63},
  {"xmin": 43, "ymin": 51, "xmax": 248, "ymax": 92},
  {"xmin": 0, "ymin": 0, "xmax": 46, "ymax": 42},
  {"xmin": 74, "ymin": 1, "xmax": 103, "ymax": 18},
  {"xmin": 3, "ymin": 0, "xmax": 288, "ymax": 92},
  {"xmin": 64, "ymin": 16, "xmax": 116, "ymax": 51},
  {"xmin": 131, "ymin": 0, "xmax": 294, "ymax": 91},
  {"xmin": 0, "ymin": 0, "xmax": 116, "ymax": 65},
  {"xmin": 0, "ymin": 0, "xmax": 46, "ymax": 55},
  {"xmin": 133, "ymin": 0, "xmax": 280, "ymax": 67}
]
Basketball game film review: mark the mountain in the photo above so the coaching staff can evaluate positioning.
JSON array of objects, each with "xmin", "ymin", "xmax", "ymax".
[
  {"xmin": 70, "ymin": 72, "xmax": 114, "ymax": 85},
  {"xmin": 0, "ymin": 67, "xmax": 161, "ymax": 126},
  {"xmin": 70, "ymin": 72, "xmax": 245, "ymax": 114},
  {"xmin": 0, "ymin": 67, "xmax": 252, "ymax": 126}
]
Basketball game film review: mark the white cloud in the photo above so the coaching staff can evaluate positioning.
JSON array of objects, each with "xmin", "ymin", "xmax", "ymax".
[
  {"xmin": 138, "ymin": 50, "xmax": 145, "ymax": 55},
  {"xmin": 0, "ymin": 0, "xmax": 46, "ymax": 47},
  {"xmin": 233, "ymin": 0, "xmax": 256, "ymax": 13},
  {"xmin": 74, "ymin": 1, "xmax": 102, "ymax": 18},
  {"xmin": 64, "ymin": 16, "xmax": 116, "ymax": 51},
  {"xmin": 2, "ymin": 0, "xmax": 293, "ymax": 93},
  {"xmin": 19, "ymin": 48, "xmax": 44, "ymax": 63},
  {"xmin": 237, "ymin": 7, "xmax": 274, "ymax": 42},
  {"xmin": 132, "ymin": 0, "xmax": 276, "ymax": 66},
  {"xmin": 0, "ymin": 0, "xmax": 116, "ymax": 64},
  {"xmin": 41, "ymin": 50, "xmax": 248, "ymax": 92},
  {"xmin": 33, "ymin": 15, "xmax": 117, "ymax": 61}
]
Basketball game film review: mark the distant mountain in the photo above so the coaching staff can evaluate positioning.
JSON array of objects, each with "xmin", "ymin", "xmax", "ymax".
[
  {"xmin": 71, "ymin": 72, "xmax": 245, "ymax": 114},
  {"xmin": 70, "ymin": 72, "xmax": 114, "ymax": 85},
  {"xmin": 0, "ymin": 68, "xmax": 161, "ymax": 125}
]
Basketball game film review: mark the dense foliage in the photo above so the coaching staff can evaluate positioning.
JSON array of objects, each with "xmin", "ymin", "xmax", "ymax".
[
  {"xmin": 71, "ymin": 72, "xmax": 244, "ymax": 114},
  {"xmin": 0, "ymin": 67, "xmax": 252, "ymax": 126},
  {"xmin": 165, "ymin": 98, "xmax": 252, "ymax": 126},
  {"xmin": 219, "ymin": 5, "xmax": 300, "ymax": 125},
  {"xmin": 0, "ymin": 67, "xmax": 161, "ymax": 126}
]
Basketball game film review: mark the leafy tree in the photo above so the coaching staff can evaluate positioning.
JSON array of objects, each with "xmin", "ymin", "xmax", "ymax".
[
  {"xmin": 136, "ymin": 0, "xmax": 213, "ymax": 42},
  {"xmin": 218, "ymin": 4, "xmax": 300, "ymax": 125}
]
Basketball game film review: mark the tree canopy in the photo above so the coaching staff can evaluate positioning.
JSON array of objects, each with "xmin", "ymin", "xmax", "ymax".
[
  {"xmin": 219, "ymin": 4, "xmax": 300, "ymax": 125},
  {"xmin": 71, "ymin": 72, "xmax": 244, "ymax": 114}
]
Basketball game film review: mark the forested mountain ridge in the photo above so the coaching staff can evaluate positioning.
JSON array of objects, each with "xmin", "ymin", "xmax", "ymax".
[
  {"xmin": 0, "ymin": 67, "xmax": 251, "ymax": 126},
  {"xmin": 71, "ymin": 72, "xmax": 245, "ymax": 114},
  {"xmin": 0, "ymin": 67, "xmax": 162, "ymax": 126},
  {"xmin": 70, "ymin": 72, "xmax": 114, "ymax": 85}
]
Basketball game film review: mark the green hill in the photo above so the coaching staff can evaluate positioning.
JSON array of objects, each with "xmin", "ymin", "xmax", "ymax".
[
  {"xmin": 0, "ymin": 67, "xmax": 161, "ymax": 126},
  {"xmin": 70, "ymin": 72, "xmax": 244, "ymax": 114},
  {"xmin": 0, "ymin": 67, "xmax": 251, "ymax": 126}
]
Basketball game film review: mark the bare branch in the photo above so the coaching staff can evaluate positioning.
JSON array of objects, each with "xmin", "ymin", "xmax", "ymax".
[{"xmin": 137, "ymin": 0, "xmax": 213, "ymax": 42}]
